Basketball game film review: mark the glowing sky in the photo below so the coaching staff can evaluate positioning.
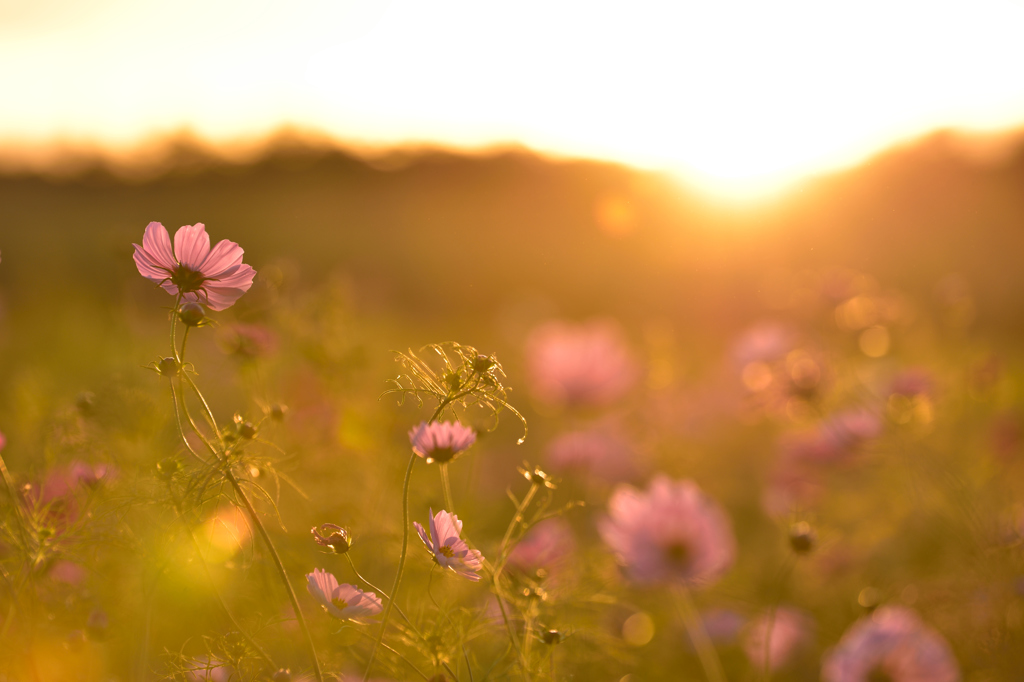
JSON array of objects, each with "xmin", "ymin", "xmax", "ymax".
[{"xmin": 3, "ymin": 0, "xmax": 1024, "ymax": 195}]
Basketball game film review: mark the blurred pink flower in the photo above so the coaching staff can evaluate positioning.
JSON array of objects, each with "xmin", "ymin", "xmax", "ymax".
[
  {"xmin": 742, "ymin": 607, "xmax": 814, "ymax": 671},
  {"xmin": 41, "ymin": 461, "xmax": 114, "ymax": 503},
  {"xmin": 0, "ymin": 430, "xmax": 5, "ymax": 451},
  {"xmin": 408, "ymin": 421, "xmax": 477, "ymax": 464},
  {"xmin": 732, "ymin": 323, "xmax": 795, "ymax": 366},
  {"xmin": 598, "ymin": 475, "xmax": 736, "ymax": 587},
  {"xmin": 133, "ymin": 222, "xmax": 256, "ymax": 311},
  {"xmin": 545, "ymin": 427, "xmax": 636, "ymax": 482},
  {"xmin": 889, "ymin": 368, "xmax": 934, "ymax": 398},
  {"xmin": 699, "ymin": 608, "xmax": 746, "ymax": 644},
  {"xmin": 305, "ymin": 568, "xmax": 382, "ymax": 621},
  {"xmin": 219, "ymin": 323, "xmax": 278, "ymax": 359},
  {"xmin": 414, "ymin": 508, "xmax": 485, "ymax": 581},
  {"xmin": 822, "ymin": 607, "xmax": 960, "ymax": 682},
  {"xmin": 507, "ymin": 518, "xmax": 576, "ymax": 573},
  {"xmin": 525, "ymin": 320, "xmax": 639, "ymax": 407},
  {"xmin": 781, "ymin": 408, "xmax": 882, "ymax": 466}
]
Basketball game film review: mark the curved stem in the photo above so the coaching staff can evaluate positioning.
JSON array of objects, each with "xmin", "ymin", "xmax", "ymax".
[
  {"xmin": 166, "ymin": 484, "xmax": 276, "ymax": 669},
  {"xmin": 226, "ymin": 471, "xmax": 323, "ymax": 682},
  {"xmin": 345, "ymin": 555, "xmax": 461, "ymax": 682},
  {"xmin": 673, "ymin": 585, "xmax": 726, "ymax": 682},
  {"xmin": 356, "ymin": 630, "xmax": 430, "ymax": 681},
  {"xmin": 365, "ymin": 401, "xmax": 448, "ymax": 680},
  {"xmin": 363, "ymin": 451, "xmax": 417, "ymax": 681}
]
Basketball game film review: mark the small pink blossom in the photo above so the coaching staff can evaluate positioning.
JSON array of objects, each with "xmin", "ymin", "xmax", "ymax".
[
  {"xmin": 822, "ymin": 607, "xmax": 960, "ymax": 682},
  {"xmin": 525, "ymin": 320, "xmax": 639, "ymax": 407},
  {"xmin": 133, "ymin": 222, "xmax": 256, "ymax": 311},
  {"xmin": 408, "ymin": 421, "xmax": 477, "ymax": 464},
  {"xmin": 507, "ymin": 518, "xmax": 576, "ymax": 573},
  {"xmin": 414, "ymin": 508, "xmax": 485, "ymax": 581},
  {"xmin": 305, "ymin": 568, "xmax": 382, "ymax": 621},
  {"xmin": 598, "ymin": 476, "xmax": 736, "ymax": 587},
  {"xmin": 742, "ymin": 607, "xmax": 814, "ymax": 671},
  {"xmin": 545, "ymin": 427, "xmax": 636, "ymax": 482}
]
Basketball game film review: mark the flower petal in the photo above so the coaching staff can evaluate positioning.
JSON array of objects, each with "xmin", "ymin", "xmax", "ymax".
[
  {"xmin": 173, "ymin": 223, "xmax": 211, "ymax": 270},
  {"xmin": 141, "ymin": 222, "xmax": 177, "ymax": 270},
  {"xmin": 200, "ymin": 238, "xmax": 245, "ymax": 278}
]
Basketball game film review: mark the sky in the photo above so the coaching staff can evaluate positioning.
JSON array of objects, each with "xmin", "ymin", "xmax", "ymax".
[{"xmin": 3, "ymin": 0, "xmax": 1024, "ymax": 196}]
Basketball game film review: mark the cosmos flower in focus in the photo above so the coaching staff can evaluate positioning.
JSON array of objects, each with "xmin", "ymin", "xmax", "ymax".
[
  {"xmin": 822, "ymin": 606, "xmax": 960, "ymax": 682},
  {"xmin": 133, "ymin": 222, "xmax": 256, "ymax": 311},
  {"xmin": 408, "ymin": 421, "xmax": 477, "ymax": 464},
  {"xmin": 414, "ymin": 508, "xmax": 485, "ymax": 581},
  {"xmin": 742, "ymin": 607, "xmax": 814, "ymax": 671},
  {"xmin": 598, "ymin": 475, "xmax": 735, "ymax": 587},
  {"xmin": 525, "ymin": 319, "xmax": 639, "ymax": 407},
  {"xmin": 305, "ymin": 568, "xmax": 382, "ymax": 621}
]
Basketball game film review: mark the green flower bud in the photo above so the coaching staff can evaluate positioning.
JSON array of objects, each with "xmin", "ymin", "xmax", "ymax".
[{"xmin": 177, "ymin": 302, "xmax": 205, "ymax": 327}]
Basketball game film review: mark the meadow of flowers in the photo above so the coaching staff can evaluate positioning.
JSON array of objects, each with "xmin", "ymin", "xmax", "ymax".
[{"xmin": 1, "ymin": 145, "xmax": 1023, "ymax": 681}]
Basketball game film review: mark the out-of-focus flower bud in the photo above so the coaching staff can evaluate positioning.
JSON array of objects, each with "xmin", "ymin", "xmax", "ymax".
[
  {"xmin": 76, "ymin": 391, "xmax": 96, "ymax": 416},
  {"xmin": 156, "ymin": 458, "xmax": 179, "ymax": 481},
  {"xmin": 311, "ymin": 523, "xmax": 351, "ymax": 554},
  {"xmin": 270, "ymin": 403, "xmax": 288, "ymax": 421},
  {"xmin": 474, "ymin": 354, "xmax": 496, "ymax": 374},
  {"xmin": 788, "ymin": 521, "xmax": 816, "ymax": 554},
  {"xmin": 233, "ymin": 413, "xmax": 257, "ymax": 439},
  {"xmin": 86, "ymin": 609, "xmax": 109, "ymax": 641},
  {"xmin": 158, "ymin": 357, "xmax": 179, "ymax": 378},
  {"xmin": 427, "ymin": 675, "xmax": 448, "ymax": 682},
  {"xmin": 272, "ymin": 669, "xmax": 292, "ymax": 682},
  {"xmin": 178, "ymin": 301, "xmax": 206, "ymax": 327},
  {"xmin": 858, "ymin": 586, "xmax": 882, "ymax": 612},
  {"xmin": 542, "ymin": 629, "xmax": 563, "ymax": 645}
]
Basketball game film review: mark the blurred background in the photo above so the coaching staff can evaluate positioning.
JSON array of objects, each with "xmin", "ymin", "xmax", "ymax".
[{"xmin": 3, "ymin": 1, "xmax": 1024, "ymax": 680}]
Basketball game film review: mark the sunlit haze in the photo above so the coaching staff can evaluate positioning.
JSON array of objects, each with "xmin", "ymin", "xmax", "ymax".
[{"xmin": 3, "ymin": 0, "xmax": 1024, "ymax": 196}]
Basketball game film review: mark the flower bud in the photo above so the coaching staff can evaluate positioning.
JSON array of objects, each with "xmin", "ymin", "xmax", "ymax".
[
  {"xmin": 272, "ymin": 669, "xmax": 292, "ymax": 682},
  {"xmin": 788, "ymin": 521, "xmax": 816, "ymax": 555},
  {"xmin": 76, "ymin": 391, "xmax": 96, "ymax": 416},
  {"xmin": 473, "ymin": 354, "xmax": 496, "ymax": 374},
  {"xmin": 542, "ymin": 629, "xmax": 563, "ymax": 645},
  {"xmin": 156, "ymin": 457, "xmax": 179, "ymax": 480},
  {"xmin": 311, "ymin": 523, "xmax": 351, "ymax": 554},
  {"xmin": 238, "ymin": 422, "xmax": 257, "ymax": 439},
  {"xmin": 270, "ymin": 403, "xmax": 288, "ymax": 421},
  {"xmin": 178, "ymin": 302, "xmax": 205, "ymax": 327},
  {"xmin": 86, "ymin": 609, "xmax": 109, "ymax": 641},
  {"xmin": 158, "ymin": 357, "xmax": 179, "ymax": 378}
]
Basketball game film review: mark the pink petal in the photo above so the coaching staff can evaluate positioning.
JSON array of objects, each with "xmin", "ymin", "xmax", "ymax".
[
  {"xmin": 141, "ymin": 222, "xmax": 177, "ymax": 270},
  {"xmin": 173, "ymin": 223, "xmax": 211, "ymax": 270},
  {"xmin": 202, "ymin": 284, "xmax": 251, "ymax": 312},
  {"xmin": 200, "ymin": 239, "xmax": 245, "ymax": 278},
  {"xmin": 414, "ymin": 521, "xmax": 433, "ymax": 552},
  {"xmin": 133, "ymin": 245, "xmax": 173, "ymax": 282},
  {"xmin": 433, "ymin": 510, "xmax": 463, "ymax": 546}
]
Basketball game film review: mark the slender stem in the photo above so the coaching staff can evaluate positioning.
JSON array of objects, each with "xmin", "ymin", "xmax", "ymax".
[
  {"xmin": 364, "ymin": 451, "xmax": 417, "ymax": 681},
  {"xmin": 167, "ymin": 484, "xmax": 276, "ymax": 669},
  {"xmin": 345, "ymin": 555, "xmax": 461, "ymax": 682},
  {"xmin": 674, "ymin": 585, "xmax": 726, "ymax": 682},
  {"xmin": 365, "ymin": 401, "xmax": 448, "ymax": 680},
  {"xmin": 440, "ymin": 463, "xmax": 455, "ymax": 514},
  {"xmin": 427, "ymin": 567, "xmax": 474, "ymax": 682},
  {"xmin": 226, "ymin": 471, "xmax": 323, "ymax": 682},
  {"xmin": 356, "ymin": 630, "xmax": 430, "ymax": 681}
]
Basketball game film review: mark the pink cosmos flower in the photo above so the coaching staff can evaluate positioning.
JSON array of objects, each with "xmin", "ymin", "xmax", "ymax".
[
  {"xmin": 305, "ymin": 568, "xmax": 382, "ymax": 621},
  {"xmin": 507, "ymin": 518, "xmax": 576, "ymax": 573},
  {"xmin": 598, "ymin": 475, "xmax": 736, "ymax": 587},
  {"xmin": 408, "ymin": 421, "xmax": 477, "ymax": 464},
  {"xmin": 414, "ymin": 508, "xmax": 485, "ymax": 581},
  {"xmin": 822, "ymin": 607, "xmax": 960, "ymax": 682},
  {"xmin": 133, "ymin": 222, "xmax": 256, "ymax": 311},
  {"xmin": 742, "ymin": 607, "xmax": 814, "ymax": 671},
  {"xmin": 545, "ymin": 427, "xmax": 637, "ymax": 482},
  {"xmin": 525, "ymin": 319, "xmax": 639, "ymax": 407}
]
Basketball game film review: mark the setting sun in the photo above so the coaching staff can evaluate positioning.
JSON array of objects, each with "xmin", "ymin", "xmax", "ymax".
[{"xmin": 3, "ymin": 0, "xmax": 1024, "ymax": 195}]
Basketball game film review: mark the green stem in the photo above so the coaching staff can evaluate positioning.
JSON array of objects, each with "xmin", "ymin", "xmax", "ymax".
[
  {"xmin": 226, "ymin": 471, "xmax": 323, "ymax": 682},
  {"xmin": 674, "ymin": 585, "xmax": 726, "ymax": 682},
  {"xmin": 365, "ymin": 401, "xmax": 448, "ymax": 681},
  {"xmin": 167, "ymin": 484, "xmax": 276, "ymax": 669},
  {"xmin": 363, "ymin": 451, "xmax": 417, "ymax": 681}
]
